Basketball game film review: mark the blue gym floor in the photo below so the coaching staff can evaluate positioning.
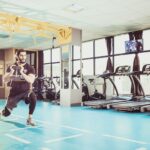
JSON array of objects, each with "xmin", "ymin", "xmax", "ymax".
[{"xmin": 0, "ymin": 100, "xmax": 150, "ymax": 150}]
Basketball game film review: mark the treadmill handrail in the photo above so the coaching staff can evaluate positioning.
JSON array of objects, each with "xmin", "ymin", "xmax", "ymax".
[
  {"xmin": 96, "ymin": 65, "xmax": 132, "ymax": 98},
  {"xmin": 107, "ymin": 76, "xmax": 119, "ymax": 96},
  {"xmin": 132, "ymin": 75, "xmax": 145, "ymax": 97}
]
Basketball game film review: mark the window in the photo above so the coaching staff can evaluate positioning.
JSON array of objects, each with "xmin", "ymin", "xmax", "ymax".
[
  {"xmin": 52, "ymin": 48, "xmax": 60, "ymax": 62},
  {"xmin": 82, "ymin": 41, "xmax": 93, "ymax": 58},
  {"xmin": 95, "ymin": 39, "xmax": 107, "ymax": 56},
  {"xmin": 73, "ymin": 60, "xmax": 81, "ymax": 89},
  {"xmin": 44, "ymin": 64, "xmax": 51, "ymax": 77},
  {"xmin": 26, "ymin": 54, "xmax": 30, "ymax": 64},
  {"xmin": 114, "ymin": 76, "xmax": 132, "ymax": 95},
  {"xmin": 73, "ymin": 60, "xmax": 81, "ymax": 75},
  {"xmin": 140, "ymin": 75, "xmax": 150, "ymax": 95},
  {"xmin": 73, "ymin": 45, "xmax": 81, "ymax": 59},
  {"xmin": 114, "ymin": 54, "xmax": 135, "ymax": 95},
  {"xmin": 43, "ymin": 50, "xmax": 51, "ymax": 63},
  {"xmin": 82, "ymin": 59, "xmax": 93, "ymax": 75},
  {"xmin": 52, "ymin": 63, "xmax": 60, "ymax": 77},
  {"xmin": 95, "ymin": 57, "xmax": 108, "ymax": 75},
  {"xmin": 26, "ymin": 52, "xmax": 36, "ymax": 71},
  {"xmin": 139, "ymin": 53, "xmax": 150, "ymax": 70},
  {"xmin": 139, "ymin": 52, "xmax": 150, "ymax": 95},
  {"xmin": 114, "ymin": 34, "xmax": 129, "ymax": 54},
  {"xmin": 143, "ymin": 30, "xmax": 150, "ymax": 50},
  {"xmin": 114, "ymin": 54, "xmax": 134, "ymax": 71},
  {"xmin": 31, "ymin": 53, "xmax": 35, "ymax": 65}
]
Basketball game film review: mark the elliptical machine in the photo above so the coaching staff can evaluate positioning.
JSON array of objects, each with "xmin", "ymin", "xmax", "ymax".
[
  {"xmin": 82, "ymin": 76, "xmax": 105, "ymax": 101},
  {"xmin": 88, "ymin": 78, "xmax": 105, "ymax": 99},
  {"xmin": 33, "ymin": 76, "xmax": 59, "ymax": 101},
  {"xmin": 74, "ymin": 70, "xmax": 105, "ymax": 101},
  {"xmin": 33, "ymin": 76, "xmax": 47, "ymax": 100}
]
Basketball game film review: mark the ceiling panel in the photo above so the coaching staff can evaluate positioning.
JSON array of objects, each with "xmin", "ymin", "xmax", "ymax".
[{"xmin": 0, "ymin": 0, "xmax": 150, "ymax": 49}]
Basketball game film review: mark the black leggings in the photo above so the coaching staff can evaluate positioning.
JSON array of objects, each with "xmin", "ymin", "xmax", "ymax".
[
  {"xmin": 28, "ymin": 92, "xmax": 37, "ymax": 114},
  {"xmin": 3, "ymin": 91, "xmax": 37, "ymax": 117}
]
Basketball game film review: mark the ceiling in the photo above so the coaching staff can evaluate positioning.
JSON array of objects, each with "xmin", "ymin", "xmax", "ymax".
[{"xmin": 0, "ymin": 0, "xmax": 150, "ymax": 50}]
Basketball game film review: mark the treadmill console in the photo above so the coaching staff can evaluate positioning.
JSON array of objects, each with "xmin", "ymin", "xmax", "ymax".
[
  {"xmin": 142, "ymin": 64, "xmax": 150, "ymax": 74},
  {"xmin": 115, "ymin": 65, "xmax": 131, "ymax": 74}
]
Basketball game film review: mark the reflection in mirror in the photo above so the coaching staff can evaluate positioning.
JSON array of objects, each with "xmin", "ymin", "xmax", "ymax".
[{"xmin": 61, "ymin": 45, "xmax": 69, "ymax": 89}]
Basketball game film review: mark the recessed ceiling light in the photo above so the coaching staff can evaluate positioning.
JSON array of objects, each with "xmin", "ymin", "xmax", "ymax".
[{"xmin": 65, "ymin": 3, "xmax": 84, "ymax": 13}]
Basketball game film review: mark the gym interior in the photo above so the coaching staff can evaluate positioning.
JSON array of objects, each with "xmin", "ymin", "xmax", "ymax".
[{"xmin": 0, "ymin": 1, "xmax": 150, "ymax": 150}]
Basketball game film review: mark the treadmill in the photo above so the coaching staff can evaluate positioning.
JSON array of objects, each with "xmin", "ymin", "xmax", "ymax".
[
  {"xmin": 109, "ymin": 64, "xmax": 150, "ymax": 112},
  {"xmin": 83, "ymin": 66, "xmax": 132, "ymax": 108},
  {"xmin": 141, "ymin": 102, "xmax": 150, "ymax": 112},
  {"xmin": 139, "ymin": 64, "xmax": 150, "ymax": 112}
]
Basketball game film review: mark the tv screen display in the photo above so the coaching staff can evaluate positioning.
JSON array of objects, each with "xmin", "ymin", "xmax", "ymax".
[{"xmin": 125, "ymin": 39, "xmax": 143, "ymax": 53}]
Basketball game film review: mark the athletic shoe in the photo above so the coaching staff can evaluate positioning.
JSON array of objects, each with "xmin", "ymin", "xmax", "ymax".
[{"xmin": 26, "ymin": 118, "xmax": 36, "ymax": 126}]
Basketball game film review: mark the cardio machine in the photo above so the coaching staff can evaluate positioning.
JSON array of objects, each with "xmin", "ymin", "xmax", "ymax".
[
  {"xmin": 110, "ymin": 64, "xmax": 150, "ymax": 112},
  {"xmin": 82, "ymin": 75, "xmax": 105, "ymax": 102},
  {"xmin": 83, "ymin": 65, "xmax": 132, "ymax": 108}
]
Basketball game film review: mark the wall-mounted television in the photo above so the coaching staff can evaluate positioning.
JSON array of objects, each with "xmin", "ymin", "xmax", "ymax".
[{"xmin": 125, "ymin": 39, "xmax": 143, "ymax": 53}]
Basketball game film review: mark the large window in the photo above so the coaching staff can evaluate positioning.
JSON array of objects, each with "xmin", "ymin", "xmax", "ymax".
[
  {"xmin": 115, "ymin": 76, "xmax": 132, "ymax": 95},
  {"xmin": 52, "ymin": 63, "xmax": 60, "ymax": 77},
  {"xmin": 26, "ymin": 51, "xmax": 36, "ymax": 72},
  {"xmin": 26, "ymin": 53, "xmax": 30, "ymax": 64},
  {"xmin": 140, "ymin": 75, "xmax": 150, "ymax": 95},
  {"xmin": 52, "ymin": 48, "xmax": 60, "ymax": 62},
  {"xmin": 139, "ymin": 53, "xmax": 150, "ymax": 70},
  {"xmin": 26, "ymin": 52, "xmax": 36, "ymax": 65},
  {"xmin": 43, "ymin": 50, "xmax": 51, "ymax": 63},
  {"xmin": 43, "ymin": 29, "xmax": 150, "ymax": 95},
  {"xmin": 73, "ymin": 45, "xmax": 81, "ymax": 59},
  {"xmin": 143, "ymin": 30, "xmax": 150, "ymax": 50},
  {"xmin": 82, "ymin": 41, "xmax": 93, "ymax": 58},
  {"xmin": 82, "ymin": 59, "xmax": 93, "ymax": 75},
  {"xmin": 114, "ymin": 54, "xmax": 134, "ymax": 70},
  {"xmin": 95, "ymin": 58, "xmax": 108, "ymax": 75},
  {"xmin": 95, "ymin": 39, "xmax": 107, "ymax": 56},
  {"xmin": 72, "ymin": 60, "xmax": 81, "ymax": 89},
  {"xmin": 31, "ymin": 53, "xmax": 35, "ymax": 66},
  {"xmin": 44, "ymin": 64, "xmax": 51, "ymax": 77},
  {"xmin": 114, "ymin": 34, "xmax": 129, "ymax": 54},
  {"xmin": 139, "ymin": 52, "xmax": 150, "ymax": 95},
  {"xmin": 73, "ymin": 60, "xmax": 80, "ymax": 75},
  {"xmin": 114, "ymin": 54, "xmax": 135, "ymax": 95}
]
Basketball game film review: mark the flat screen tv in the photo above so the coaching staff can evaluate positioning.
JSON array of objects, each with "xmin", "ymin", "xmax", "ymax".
[{"xmin": 125, "ymin": 39, "xmax": 143, "ymax": 53}]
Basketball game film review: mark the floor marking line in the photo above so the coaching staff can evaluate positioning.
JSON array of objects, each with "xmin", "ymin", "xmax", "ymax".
[
  {"xmin": 45, "ymin": 133, "xmax": 83, "ymax": 143},
  {"xmin": 103, "ymin": 134, "xmax": 148, "ymax": 145},
  {"xmin": 5, "ymin": 133, "xmax": 31, "ymax": 144},
  {"xmin": 40, "ymin": 147, "xmax": 52, "ymax": 150},
  {"xmin": 56, "ymin": 124, "xmax": 92, "ymax": 133},
  {"xmin": 12, "ymin": 114, "xmax": 92, "ymax": 133},
  {"xmin": 136, "ymin": 147, "xmax": 147, "ymax": 150}
]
